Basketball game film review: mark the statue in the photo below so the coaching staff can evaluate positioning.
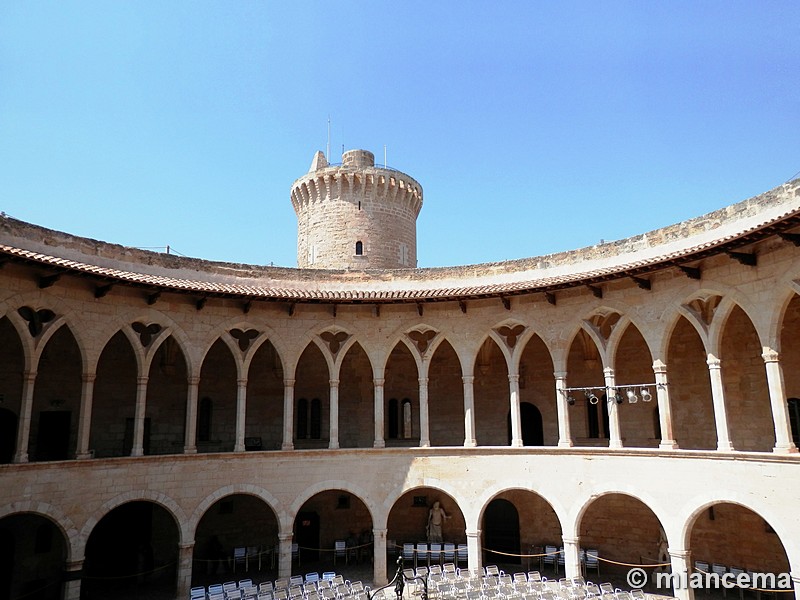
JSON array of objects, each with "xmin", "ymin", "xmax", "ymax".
[{"xmin": 427, "ymin": 501, "xmax": 450, "ymax": 543}]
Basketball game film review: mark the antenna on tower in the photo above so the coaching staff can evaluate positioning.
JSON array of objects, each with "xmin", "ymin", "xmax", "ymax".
[
  {"xmin": 326, "ymin": 116, "xmax": 331, "ymax": 161},
  {"xmin": 384, "ymin": 145, "xmax": 387, "ymax": 168}
]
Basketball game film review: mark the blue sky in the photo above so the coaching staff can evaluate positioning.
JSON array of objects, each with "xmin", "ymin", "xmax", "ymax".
[{"xmin": 1, "ymin": 1, "xmax": 798, "ymax": 268}]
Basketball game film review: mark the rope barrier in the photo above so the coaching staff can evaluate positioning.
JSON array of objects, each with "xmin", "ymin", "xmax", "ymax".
[
  {"xmin": 11, "ymin": 578, "xmax": 60, "ymax": 600},
  {"xmin": 81, "ymin": 560, "xmax": 176, "ymax": 581},
  {"xmin": 483, "ymin": 547, "xmax": 563, "ymax": 559},
  {"xmin": 596, "ymin": 556, "xmax": 671, "ymax": 568}
]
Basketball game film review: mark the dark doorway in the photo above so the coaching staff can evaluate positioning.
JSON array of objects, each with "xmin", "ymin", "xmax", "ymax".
[
  {"xmin": 507, "ymin": 403, "xmax": 544, "ymax": 446},
  {"xmin": 484, "ymin": 499, "xmax": 520, "ymax": 565},
  {"xmin": 295, "ymin": 511, "xmax": 320, "ymax": 563},
  {"xmin": 0, "ymin": 408, "xmax": 17, "ymax": 463},
  {"xmin": 36, "ymin": 411, "xmax": 71, "ymax": 461},
  {"xmin": 83, "ymin": 501, "xmax": 177, "ymax": 598}
]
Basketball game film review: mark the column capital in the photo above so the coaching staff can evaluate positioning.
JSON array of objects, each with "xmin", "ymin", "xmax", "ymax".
[
  {"xmin": 465, "ymin": 529, "xmax": 481, "ymax": 538},
  {"xmin": 373, "ymin": 378, "xmax": 385, "ymax": 387},
  {"xmin": 65, "ymin": 559, "xmax": 85, "ymax": 571},
  {"xmin": 23, "ymin": 370, "xmax": 37, "ymax": 382},
  {"xmin": 706, "ymin": 357, "xmax": 721, "ymax": 369},
  {"xmin": 284, "ymin": 378, "xmax": 296, "ymax": 387},
  {"xmin": 652, "ymin": 362, "xmax": 668, "ymax": 375},
  {"xmin": 603, "ymin": 366, "xmax": 615, "ymax": 377},
  {"xmin": 418, "ymin": 377, "xmax": 429, "ymax": 386},
  {"xmin": 329, "ymin": 379, "xmax": 340, "ymax": 388},
  {"xmin": 372, "ymin": 528, "xmax": 388, "ymax": 536},
  {"xmin": 178, "ymin": 542, "xmax": 196, "ymax": 551},
  {"xmin": 187, "ymin": 376, "xmax": 201, "ymax": 386},
  {"xmin": 553, "ymin": 371, "xmax": 568, "ymax": 381},
  {"xmin": 462, "ymin": 376, "xmax": 475, "ymax": 385},
  {"xmin": 508, "ymin": 373, "xmax": 520, "ymax": 383},
  {"xmin": 137, "ymin": 376, "xmax": 149, "ymax": 385},
  {"xmin": 278, "ymin": 533, "xmax": 294, "ymax": 542},
  {"xmin": 561, "ymin": 536, "xmax": 580, "ymax": 546},
  {"xmin": 761, "ymin": 349, "xmax": 780, "ymax": 363},
  {"xmin": 81, "ymin": 372, "xmax": 97, "ymax": 384}
]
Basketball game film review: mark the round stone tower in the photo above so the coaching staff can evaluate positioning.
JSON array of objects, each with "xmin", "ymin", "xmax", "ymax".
[{"xmin": 290, "ymin": 149, "xmax": 423, "ymax": 269}]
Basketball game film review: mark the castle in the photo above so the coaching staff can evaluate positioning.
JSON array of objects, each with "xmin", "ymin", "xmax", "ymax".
[{"xmin": 0, "ymin": 150, "xmax": 798, "ymax": 600}]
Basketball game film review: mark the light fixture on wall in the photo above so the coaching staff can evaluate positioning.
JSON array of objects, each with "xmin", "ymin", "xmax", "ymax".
[{"xmin": 560, "ymin": 383, "xmax": 663, "ymax": 406}]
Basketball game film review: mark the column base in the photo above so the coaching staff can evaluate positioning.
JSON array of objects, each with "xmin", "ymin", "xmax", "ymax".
[
  {"xmin": 328, "ymin": 442, "xmax": 340, "ymax": 450},
  {"xmin": 558, "ymin": 440, "xmax": 574, "ymax": 448},
  {"xmin": 609, "ymin": 440, "xmax": 624, "ymax": 449},
  {"xmin": 373, "ymin": 440, "xmax": 386, "ymax": 448},
  {"xmin": 716, "ymin": 442, "xmax": 735, "ymax": 452},
  {"xmin": 130, "ymin": 448, "xmax": 144, "ymax": 457},
  {"xmin": 183, "ymin": 446, "xmax": 198, "ymax": 454},
  {"xmin": 464, "ymin": 439, "xmax": 477, "ymax": 447},
  {"xmin": 659, "ymin": 440, "xmax": 679, "ymax": 450},
  {"xmin": 13, "ymin": 453, "xmax": 29, "ymax": 464},
  {"xmin": 75, "ymin": 451, "xmax": 94, "ymax": 460},
  {"xmin": 773, "ymin": 444, "xmax": 799, "ymax": 454},
  {"xmin": 511, "ymin": 439, "xmax": 523, "ymax": 448},
  {"xmin": 281, "ymin": 443, "xmax": 294, "ymax": 451},
  {"xmin": 234, "ymin": 445, "xmax": 245, "ymax": 453}
]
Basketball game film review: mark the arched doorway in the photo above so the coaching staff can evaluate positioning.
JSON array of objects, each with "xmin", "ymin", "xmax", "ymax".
[
  {"xmin": 0, "ymin": 514, "xmax": 65, "ymax": 600},
  {"xmin": 483, "ymin": 499, "xmax": 521, "ymax": 566},
  {"xmin": 83, "ymin": 501, "xmax": 179, "ymax": 598},
  {"xmin": 508, "ymin": 403, "xmax": 544, "ymax": 446}
]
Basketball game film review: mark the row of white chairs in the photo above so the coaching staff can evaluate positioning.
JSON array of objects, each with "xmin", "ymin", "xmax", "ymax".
[
  {"xmin": 399, "ymin": 542, "xmax": 468, "ymax": 568},
  {"xmin": 395, "ymin": 564, "xmax": 643, "ymax": 600},
  {"xmin": 191, "ymin": 571, "xmax": 370, "ymax": 600}
]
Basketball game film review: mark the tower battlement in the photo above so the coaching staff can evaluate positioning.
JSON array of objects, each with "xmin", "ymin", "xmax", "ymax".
[{"xmin": 290, "ymin": 149, "xmax": 423, "ymax": 269}]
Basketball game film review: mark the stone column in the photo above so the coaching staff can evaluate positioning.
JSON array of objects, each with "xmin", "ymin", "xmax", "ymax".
[
  {"xmin": 554, "ymin": 372, "xmax": 574, "ymax": 448},
  {"xmin": 604, "ymin": 367, "xmax": 623, "ymax": 449},
  {"xmin": 329, "ymin": 379, "xmax": 340, "ymax": 449},
  {"xmin": 176, "ymin": 542, "xmax": 195, "ymax": 600},
  {"xmin": 463, "ymin": 376, "xmax": 477, "ymax": 447},
  {"xmin": 184, "ymin": 376, "xmax": 200, "ymax": 454},
  {"xmin": 668, "ymin": 549, "xmax": 695, "ymax": 600},
  {"xmin": 508, "ymin": 373, "xmax": 523, "ymax": 447},
  {"xmin": 562, "ymin": 536, "xmax": 581, "ymax": 579},
  {"xmin": 278, "ymin": 533, "xmax": 293, "ymax": 578},
  {"xmin": 707, "ymin": 357, "xmax": 734, "ymax": 451},
  {"xmin": 419, "ymin": 377, "xmax": 430, "ymax": 447},
  {"xmin": 131, "ymin": 376, "xmax": 149, "ymax": 457},
  {"xmin": 282, "ymin": 379, "xmax": 295, "ymax": 450},
  {"xmin": 373, "ymin": 378, "xmax": 385, "ymax": 448},
  {"xmin": 762, "ymin": 350, "xmax": 798, "ymax": 453},
  {"xmin": 466, "ymin": 529, "xmax": 482, "ymax": 574},
  {"xmin": 62, "ymin": 559, "xmax": 84, "ymax": 600},
  {"xmin": 373, "ymin": 528, "xmax": 388, "ymax": 586},
  {"xmin": 13, "ymin": 370, "xmax": 36, "ymax": 463},
  {"xmin": 234, "ymin": 378, "xmax": 248, "ymax": 452},
  {"xmin": 75, "ymin": 372, "xmax": 96, "ymax": 459},
  {"xmin": 653, "ymin": 361, "xmax": 678, "ymax": 450}
]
